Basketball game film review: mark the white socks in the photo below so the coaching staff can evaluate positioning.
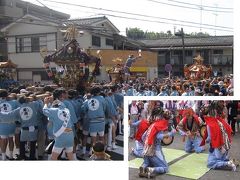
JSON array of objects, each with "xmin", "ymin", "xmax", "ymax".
[
  {"xmin": 2, "ymin": 153, "xmax": 6, "ymax": 160},
  {"xmin": 15, "ymin": 148, "xmax": 20, "ymax": 155},
  {"xmin": 82, "ymin": 146, "xmax": 86, "ymax": 155},
  {"xmin": 227, "ymin": 160, "xmax": 236, "ymax": 171},
  {"xmin": 73, "ymin": 153, "xmax": 77, "ymax": 160},
  {"xmin": 48, "ymin": 154, "xmax": 51, "ymax": 160},
  {"xmin": 9, "ymin": 151, "xmax": 13, "ymax": 159},
  {"xmin": 89, "ymin": 147, "xmax": 93, "ymax": 155}
]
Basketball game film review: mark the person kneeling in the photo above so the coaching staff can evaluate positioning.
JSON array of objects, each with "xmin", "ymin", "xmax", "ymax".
[{"xmin": 139, "ymin": 108, "xmax": 176, "ymax": 178}]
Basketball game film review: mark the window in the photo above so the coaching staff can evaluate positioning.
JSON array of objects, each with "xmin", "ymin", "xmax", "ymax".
[
  {"xmin": 173, "ymin": 50, "xmax": 182, "ymax": 55},
  {"xmin": 31, "ymin": 37, "xmax": 40, "ymax": 52},
  {"xmin": 158, "ymin": 50, "xmax": 166, "ymax": 55},
  {"xmin": 92, "ymin": 35, "xmax": 101, "ymax": 47},
  {"xmin": 33, "ymin": 71, "xmax": 49, "ymax": 81},
  {"xmin": 106, "ymin": 38, "xmax": 113, "ymax": 46},
  {"xmin": 213, "ymin": 49, "xmax": 223, "ymax": 54},
  {"xmin": 185, "ymin": 50, "xmax": 193, "ymax": 56},
  {"xmin": 0, "ymin": 1, "xmax": 13, "ymax": 7},
  {"xmin": 16, "ymin": 35, "xmax": 47, "ymax": 53}
]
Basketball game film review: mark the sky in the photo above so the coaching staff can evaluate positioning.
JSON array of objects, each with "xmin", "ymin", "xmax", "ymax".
[{"xmin": 22, "ymin": 0, "xmax": 234, "ymax": 36}]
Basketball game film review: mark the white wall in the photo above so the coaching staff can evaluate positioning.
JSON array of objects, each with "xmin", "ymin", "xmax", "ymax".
[
  {"xmin": 18, "ymin": 71, "xmax": 32, "ymax": 81},
  {"xmin": 6, "ymin": 21, "xmax": 57, "ymax": 69},
  {"xmin": 7, "ymin": 22, "xmax": 58, "ymax": 36},
  {"xmin": 148, "ymin": 67, "xmax": 158, "ymax": 80},
  {"xmin": 7, "ymin": 37, "xmax": 16, "ymax": 53},
  {"xmin": 9, "ymin": 53, "xmax": 45, "ymax": 68},
  {"xmin": 47, "ymin": 33, "xmax": 57, "ymax": 51},
  {"xmin": 76, "ymin": 31, "xmax": 114, "ymax": 50},
  {"xmin": 76, "ymin": 31, "xmax": 91, "ymax": 49}
]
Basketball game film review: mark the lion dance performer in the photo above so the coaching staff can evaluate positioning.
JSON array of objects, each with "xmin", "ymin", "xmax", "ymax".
[
  {"xmin": 201, "ymin": 101, "xmax": 237, "ymax": 171},
  {"xmin": 177, "ymin": 108, "xmax": 205, "ymax": 153},
  {"xmin": 139, "ymin": 107, "xmax": 176, "ymax": 178}
]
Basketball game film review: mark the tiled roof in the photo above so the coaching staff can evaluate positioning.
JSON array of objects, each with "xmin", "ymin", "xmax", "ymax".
[
  {"xmin": 141, "ymin": 36, "xmax": 233, "ymax": 48},
  {"xmin": 66, "ymin": 16, "xmax": 107, "ymax": 26}
]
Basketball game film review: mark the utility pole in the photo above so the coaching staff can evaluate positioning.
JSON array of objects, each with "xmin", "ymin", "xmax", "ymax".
[
  {"xmin": 175, "ymin": 28, "xmax": 185, "ymax": 76},
  {"xmin": 213, "ymin": 4, "xmax": 218, "ymax": 36},
  {"xmin": 200, "ymin": 0, "xmax": 203, "ymax": 32},
  {"xmin": 181, "ymin": 28, "xmax": 185, "ymax": 77}
]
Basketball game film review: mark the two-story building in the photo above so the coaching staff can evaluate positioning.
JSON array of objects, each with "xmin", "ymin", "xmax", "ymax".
[
  {"xmin": 0, "ymin": 13, "xmax": 124, "ymax": 82},
  {"xmin": 141, "ymin": 36, "xmax": 233, "ymax": 77}
]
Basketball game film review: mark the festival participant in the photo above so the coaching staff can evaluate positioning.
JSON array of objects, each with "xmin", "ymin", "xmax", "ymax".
[
  {"xmin": 0, "ymin": 95, "xmax": 40, "ymax": 160},
  {"xmin": 139, "ymin": 107, "xmax": 176, "ymax": 178},
  {"xmin": 67, "ymin": 89, "xmax": 83, "ymax": 158},
  {"xmin": 9, "ymin": 93, "xmax": 21, "ymax": 158},
  {"xmin": 227, "ymin": 101, "xmax": 238, "ymax": 135},
  {"xmin": 201, "ymin": 101, "xmax": 237, "ymax": 171},
  {"xmin": 53, "ymin": 88, "xmax": 79, "ymax": 159},
  {"xmin": 136, "ymin": 86, "xmax": 147, "ymax": 96},
  {"xmin": 42, "ymin": 97, "xmax": 74, "ymax": 160},
  {"xmin": 181, "ymin": 83, "xmax": 190, "ymax": 96},
  {"xmin": 123, "ymin": 54, "xmax": 141, "ymax": 82},
  {"xmin": 125, "ymin": 82, "xmax": 137, "ymax": 96},
  {"xmin": 157, "ymin": 86, "xmax": 168, "ymax": 96},
  {"xmin": 90, "ymin": 141, "xmax": 111, "ymax": 160},
  {"xmin": 130, "ymin": 117, "xmax": 150, "ymax": 157},
  {"xmin": 0, "ymin": 90, "xmax": 20, "ymax": 160},
  {"xmin": 128, "ymin": 101, "xmax": 141, "ymax": 139},
  {"xmin": 30, "ymin": 94, "xmax": 47, "ymax": 160},
  {"xmin": 170, "ymin": 85, "xmax": 179, "ymax": 96},
  {"xmin": 81, "ymin": 86, "xmax": 109, "ymax": 155},
  {"xmin": 104, "ymin": 91, "xmax": 118, "ymax": 151},
  {"xmin": 111, "ymin": 85, "xmax": 124, "ymax": 135},
  {"xmin": 177, "ymin": 108, "xmax": 205, "ymax": 153}
]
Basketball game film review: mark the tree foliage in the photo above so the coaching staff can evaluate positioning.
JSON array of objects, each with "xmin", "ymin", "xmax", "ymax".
[{"xmin": 126, "ymin": 27, "xmax": 209, "ymax": 40}]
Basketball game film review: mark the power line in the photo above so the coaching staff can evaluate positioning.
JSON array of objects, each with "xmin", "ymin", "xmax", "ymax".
[
  {"xmin": 40, "ymin": 0, "xmax": 232, "ymax": 30},
  {"xmin": 145, "ymin": 0, "xmax": 233, "ymax": 13},
  {"xmin": 99, "ymin": 13, "xmax": 233, "ymax": 32},
  {"xmin": 166, "ymin": 0, "xmax": 233, "ymax": 10},
  {"xmin": 0, "ymin": 12, "xmax": 233, "ymax": 37}
]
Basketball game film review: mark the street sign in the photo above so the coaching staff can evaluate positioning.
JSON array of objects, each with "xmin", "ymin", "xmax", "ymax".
[{"xmin": 165, "ymin": 64, "xmax": 172, "ymax": 72}]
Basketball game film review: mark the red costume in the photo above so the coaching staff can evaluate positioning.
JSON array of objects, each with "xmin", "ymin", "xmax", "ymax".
[
  {"xmin": 201, "ymin": 116, "xmax": 232, "ymax": 147},
  {"xmin": 135, "ymin": 119, "xmax": 150, "ymax": 142},
  {"xmin": 144, "ymin": 119, "xmax": 168, "ymax": 150}
]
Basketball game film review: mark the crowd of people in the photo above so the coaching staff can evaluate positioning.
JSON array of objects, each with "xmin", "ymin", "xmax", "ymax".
[
  {"xmin": 129, "ymin": 100, "xmax": 240, "ymax": 178},
  {"xmin": 119, "ymin": 74, "xmax": 234, "ymax": 96},
  {"xmin": 0, "ymin": 83, "xmax": 123, "ymax": 160}
]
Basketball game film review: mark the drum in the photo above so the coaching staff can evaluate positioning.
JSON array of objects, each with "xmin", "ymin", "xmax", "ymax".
[
  {"xmin": 161, "ymin": 136, "xmax": 174, "ymax": 146},
  {"xmin": 200, "ymin": 125, "xmax": 206, "ymax": 138}
]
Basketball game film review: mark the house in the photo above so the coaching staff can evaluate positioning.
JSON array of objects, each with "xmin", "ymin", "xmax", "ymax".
[
  {"xmin": 0, "ymin": 0, "xmax": 127, "ymax": 83},
  {"xmin": 65, "ymin": 16, "xmax": 120, "ymax": 50},
  {"xmin": 1, "ymin": 14, "xmax": 62, "ymax": 83},
  {"xmin": 141, "ymin": 35, "xmax": 233, "ymax": 77},
  {"xmin": 0, "ymin": 0, "xmax": 70, "ymax": 62}
]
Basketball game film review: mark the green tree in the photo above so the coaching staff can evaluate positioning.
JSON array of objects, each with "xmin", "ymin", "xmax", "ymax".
[{"xmin": 126, "ymin": 28, "xmax": 145, "ymax": 40}]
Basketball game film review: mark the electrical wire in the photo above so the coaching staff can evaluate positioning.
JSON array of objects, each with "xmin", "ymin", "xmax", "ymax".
[
  {"xmin": 43, "ymin": 2, "xmax": 232, "ymax": 30},
  {"xmin": 166, "ymin": 0, "xmax": 232, "ymax": 10},
  {"xmin": 99, "ymin": 13, "xmax": 233, "ymax": 32},
  {"xmin": 145, "ymin": 0, "xmax": 232, "ymax": 13}
]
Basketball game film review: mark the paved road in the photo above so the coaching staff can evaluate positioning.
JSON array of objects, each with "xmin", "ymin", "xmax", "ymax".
[{"xmin": 129, "ymin": 132, "xmax": 240, "ymax": 180}]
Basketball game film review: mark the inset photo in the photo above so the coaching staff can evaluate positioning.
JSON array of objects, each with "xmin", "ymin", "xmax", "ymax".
[
  {"xmin": 128, "ymin": 100, "xmax": 240, "ymax": 179},
  {"xmin": 0, "ymin": 87, "xmax": 124, "ymax": 161}
]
